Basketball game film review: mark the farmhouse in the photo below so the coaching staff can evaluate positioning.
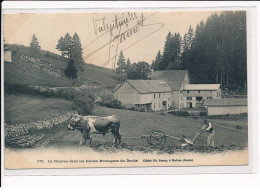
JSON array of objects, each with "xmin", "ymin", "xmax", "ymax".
[
  {"xmin": 203, "ymin": 98, "xmax": 247, "ymax": 116},
  {"xmin": 151, "ymin": 70, "xmax": 222, "ymax": 109},
  {"xmin": 113, "ymin": 80, "xmax": 172, "ymax": 111},
  {"xmin": 183, "ymin": 84, "xmax": 221, "ymax": 108},
  {"xmin": 151, "ymin": 70, "xmax": 189, "ymax": 109},
  {"xmin": 114, "ymin": 70, "xmax": 225, "ymax": 111}
]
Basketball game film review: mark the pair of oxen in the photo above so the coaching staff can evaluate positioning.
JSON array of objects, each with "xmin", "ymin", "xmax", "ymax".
[{"xmin": 68, "ymin": 114, "xmax": 121, "ymax": 145}]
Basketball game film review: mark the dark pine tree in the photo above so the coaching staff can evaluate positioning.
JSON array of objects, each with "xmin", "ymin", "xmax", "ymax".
[
  {"xmin": 71, "ymin": 33, "xmax": 84, "ymax": 71},
  {"xmin": 152, "ymin": 50, "xmax": 162, "ymax": 70},
  {"xmin": 56, "ymin": 36, "xmax": 66, "ymax": 57},
  {"xmin": 160, "ymin": 32, "xmax": 172, "ymax": 70},
  {"xmin": 116, "ymin": 51, "xmax": 126, "ymax": 73},
  {"xmin": 30, "ymin": 34, "xmax": 41, "ymax": 51},
  {"xmin": 64, "ymin": 58, "xmax": 78, "ymax": 79},
  {"xmin": 63, "ymin": 32, "xmax": 73, "ymax": 58}
]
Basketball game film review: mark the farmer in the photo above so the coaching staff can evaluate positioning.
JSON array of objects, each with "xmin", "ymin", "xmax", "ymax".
[{"xmin": 192, "ymin": 119, "xmax": 215, "ymax": 147}]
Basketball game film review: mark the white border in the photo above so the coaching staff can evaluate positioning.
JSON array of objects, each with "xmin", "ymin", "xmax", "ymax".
[{"xmin": 1, "ymin": 0, "xmax": 259, "ymax": 187}]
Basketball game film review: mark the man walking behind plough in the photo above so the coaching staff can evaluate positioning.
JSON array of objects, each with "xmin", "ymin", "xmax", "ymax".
[{"xmin": 192, "ymin": 119, "xmax": 215, "ymax": 147}]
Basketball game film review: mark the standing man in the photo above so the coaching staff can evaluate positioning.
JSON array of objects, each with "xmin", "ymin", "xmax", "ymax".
[{"xmin": 192, "ymin": 119, "xmax": 215, "ymax": 147}]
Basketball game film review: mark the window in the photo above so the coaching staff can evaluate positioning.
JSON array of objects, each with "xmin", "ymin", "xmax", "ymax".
[
  {"xmin": 207, "ymin": 97, "xmax": 213, "ymax": 99},
  {"xmin": 198, "ymin": 90, "xmax": 200, "ymax": 93},
  {"xmin": 154, "ymin": 103, "xmax": 156, "ymax": 109},
  {"xmin": 196, "ymin": 97, "xmax": 203, "ymax": 101},
  {"xmin": 154, "ymin": 94, "xmax": 155, "ymax": 99},
  {"xmin": 187, "ymin": 97, "xmax": 192, "ymax": 100},
  {"xmin": 159, "ymin": 93, "xmax": 161, "ymax": 98},
  {"xmin": 187, "ymin": 90, "xmax": 189, "ymax": 94},
  {"xmin": 210, "ymin": 90, "xmax": 213, "ymax": 94}
]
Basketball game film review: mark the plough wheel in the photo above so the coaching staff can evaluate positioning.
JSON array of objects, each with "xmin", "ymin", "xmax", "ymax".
[{"xmin": 147, "ymin": 130, "xmax": 166, "ymax": 146}]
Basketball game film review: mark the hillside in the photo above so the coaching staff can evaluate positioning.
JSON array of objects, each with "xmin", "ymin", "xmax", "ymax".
[{"xmin": 4, "ymin": 44, "xmax": 120, "ymax": 87}]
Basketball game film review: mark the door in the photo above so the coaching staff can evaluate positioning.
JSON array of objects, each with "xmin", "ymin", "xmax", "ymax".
[
  {"xmin": 189, "ymin": 103, "xmax": 192, "ymax": 108},
  {"xmin": 162, "ymin": 101, "xmax": 167, "ymax": 111},
  {"xmin": 147, "ymin": 103, "xmax": 152, "ymax": 112}
]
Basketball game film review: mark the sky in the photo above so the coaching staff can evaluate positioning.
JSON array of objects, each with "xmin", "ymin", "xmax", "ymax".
[{"xmin": 3, "ymin": 10, "xmax": 222, "ymax": 69}]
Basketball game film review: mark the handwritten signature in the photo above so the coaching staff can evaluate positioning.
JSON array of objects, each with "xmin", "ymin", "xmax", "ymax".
[{"xmin": 83, "ymin": 12, "xmax": 164, "ymax": 68}]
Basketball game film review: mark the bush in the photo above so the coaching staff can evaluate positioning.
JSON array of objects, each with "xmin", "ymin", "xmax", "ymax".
[
  {"xmin": 5, "ymin": 82, "xmax": 32, "ymax": 94},
  {"xmin": 199, "ymin": 111, "xmax": 207, "ymax": 116},
  {"xmin": 135, "ymin": 107, "xmax": 147, "ymax": 112},
  {"xmin": 100, "ymin": 94, "xmax": 124, "ymax": 109},
  {"xmin": 170, "ymin": 110, "xmax": 190, "ymax": 117},
  {"xmin": 72, "ymin": 95, "xmax": 94, "ymax": 115}
]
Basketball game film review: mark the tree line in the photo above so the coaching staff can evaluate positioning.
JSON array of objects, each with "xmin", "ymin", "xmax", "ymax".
[
  {"xmin": 116, "ymin": 50, "xmax": 151, "ymax": 81},
  {"xmin": 151, "ymin": 11, "xmax": 247, "ymax": 90}
]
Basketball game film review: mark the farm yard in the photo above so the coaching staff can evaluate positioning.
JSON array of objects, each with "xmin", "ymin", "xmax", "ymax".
[{"xmin": 4, "ymin": 93, "xmax": 248, "ymax": 154}]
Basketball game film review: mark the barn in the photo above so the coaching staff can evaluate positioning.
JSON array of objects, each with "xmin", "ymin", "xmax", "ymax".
[
  {"xmin": 151, "ymin": 70, "xmax": 189, "ymax": 109},
  {"xmin": 183, "ymin": 84, "xmax": 221, "ymax": 108},
  {"xmin": 113, "ymin": 80, "xmax": 172, "ymax": 111},
  {"xmin": 203, "ymin": 98, "xmax": 247, "ymax": 116}
]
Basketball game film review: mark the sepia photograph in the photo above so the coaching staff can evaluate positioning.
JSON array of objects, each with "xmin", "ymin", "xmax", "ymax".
[{"xmin": 3, "ymin": 8, "xmax": 249, "ymax": 170}]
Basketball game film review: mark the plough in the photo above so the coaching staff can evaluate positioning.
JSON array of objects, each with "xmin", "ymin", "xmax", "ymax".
[{"xmin": 127, "ymin": 130, "xmax": 194, "ymax": 147}]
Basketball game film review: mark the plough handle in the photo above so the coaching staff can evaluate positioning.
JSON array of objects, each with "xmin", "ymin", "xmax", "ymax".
[{"xmin": 166, "ymin": 135, "xmax": 182, "ymax": 141}]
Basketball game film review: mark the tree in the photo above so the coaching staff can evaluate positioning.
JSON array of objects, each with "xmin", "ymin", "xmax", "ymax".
[
  {"xmin": 167, "ymin": 33, "xmax": 182, "ymax": 70},
  {"xmin": 30, "ymin": 34, "xmax": 41, "ymax": 51},
  {"xmin": 125, "ymin": 58, "xmax": 132, "ymax": 73},
  {"xmin": 127, "ymin": 61, "xmax": 151, "ymax": 79},
  {"xmin": 116, "ymin": 50, "xmax": 126, "ymax": 74},
  {"xmin": 56, "ymin": 36, "xmax": 66, "ymax": 57},
  {"xmin": 64, "ymin": 58, "xmax": 78, "ymax": 79},
  {"xmin": 160, "ymin": 32, "xmax": 172, "ymax": 70},
  {"xmin": 56, "ymin": 32, "xmax": 73, "ymax": 58},
  {"xmin": 116, "ymin": 51, "xmax": 127, "ymax": 82},
  {"xmin": 63, "ymin": 32, "xmax": 73, "ymax": 58},
  {"xmin": 71, "ymin": 33, "xmax": 84, "ymax": 70},
  {"xmin": 180, "ymin": 11, "xmax": 246, "ymax": 90},
  {"xmin": 72, "ymin": 95, "xmax": 94, "ymax": 115},
  {"xmin": 152, "ymin": 50, "xmax": 162, "ymax": 70},
  {"xmin": 159, "ymin": 31, "xmax": 183, "ymax": 70},
  {"xmin": 186, "ymin": 25, "xmax": 194, "ymax": 49},
  {"xmin": 57, "ymin": 32, "xmax": 85, "ymax": 71}
]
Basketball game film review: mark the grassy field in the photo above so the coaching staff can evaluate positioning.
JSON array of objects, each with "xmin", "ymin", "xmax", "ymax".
[
  {"xmin": 91, "ymin": 106, "xmax": 248, "ymax": 147},
  {"xmin": 5, "ymin": 44, "xmax": 120, "ymax": 87},
  {"xmin": 4, "ymin": 93, "xmax": 72, "ymax": 125},
  {"xmin": 4, "ymin": 93, "xmax": 248, "ymax": 151}
]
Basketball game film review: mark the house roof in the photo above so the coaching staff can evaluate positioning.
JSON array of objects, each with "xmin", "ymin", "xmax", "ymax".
[
  {"xmin": 113, "ymin": 83, "xmax": 121, "ymax": 92},
  {"xmin": 166, "ymin": 81, "xmax": 184, "ymax": 91},
  {"xmin": 204, "ymin": 98, "xmax": 247, "ymax": 107},
  {"xmin": 151, "ymin": 70, "xmax": 188, "ymax": 81},
  {"xmin": 117, "ymin": 80, "xmax": 172, "ymax": 94},
  {"xmin": 184, "ymin": 84, "xmax": 220, "ymax": 90}
]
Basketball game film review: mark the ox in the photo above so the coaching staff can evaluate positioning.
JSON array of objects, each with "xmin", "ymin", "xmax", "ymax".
[{"xmin": 68, "ymin": 114, "xmax": 121, "ymax": 145}]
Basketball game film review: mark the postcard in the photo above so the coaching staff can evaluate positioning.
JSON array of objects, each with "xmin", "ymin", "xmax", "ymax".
[{"xmin": 3, "ymin": 7, "xmax": 253, "ymax": 171}]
